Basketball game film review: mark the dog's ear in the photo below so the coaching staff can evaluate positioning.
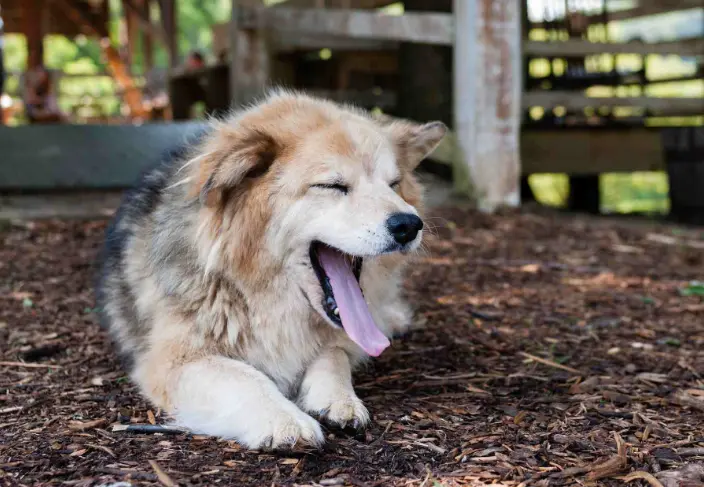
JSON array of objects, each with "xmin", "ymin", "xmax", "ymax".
[
  {"xmin": 385, "ymin": 120, "xmax": 448, "ymax": 171},
  {"xmin": 194, "ymin": 128, "xmax": 279, "ymax": 207}
]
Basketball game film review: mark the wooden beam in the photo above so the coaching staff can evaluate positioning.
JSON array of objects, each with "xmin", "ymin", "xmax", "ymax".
[
  {"xmin": 273, "ymin": 33, "xmax": 397, "ymax": 52},
  {"xmin": 532, "ymin": 0, "xmax": 702, "ymax": 27},
  {"xmin": 524, "ymin": 38, "xmax": 704, "ymax": 57},
  {"xmin": 423, "ymin": 129, "xmax": 667, "ymax": 175},
  {"xmin": 523, "ymin": 92, "xmax": 704, "ymax": 116},
  {"xmin": 276, "ymin": 0, "xmax": 398, "ymax": 8},
  {"xmin": 213, "ymin": 22, "xmax": 397, "ymax": 55},
  {"xmin": 260, "ymin": 8, "xmax": 453, "ymax": 46},
  {"xmin": 453, "ymin": 0, "xmax": 521, "ymax": 211},
  {"xmin": 521, "ymin": 130, "xmax": 665, "ymax": 174}
]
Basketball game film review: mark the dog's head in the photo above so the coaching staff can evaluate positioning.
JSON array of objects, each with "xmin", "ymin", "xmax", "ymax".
[{"xmin": 186, "ymin": 92, "xmax": 446, "ymax": 355}]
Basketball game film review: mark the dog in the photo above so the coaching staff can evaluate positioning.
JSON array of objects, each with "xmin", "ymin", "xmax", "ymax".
[{"xmin": 96, "ymin": 91, "xmax": 446, "ymax": 448}]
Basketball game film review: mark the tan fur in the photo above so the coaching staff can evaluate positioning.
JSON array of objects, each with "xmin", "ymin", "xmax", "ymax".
[{"xmin": 98, "ymin": 90, "xmax": 446, "ymax": 448}]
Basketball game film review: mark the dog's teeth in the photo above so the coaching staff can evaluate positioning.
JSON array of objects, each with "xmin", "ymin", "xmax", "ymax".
[{"xmin": 333, "ymin": 308, "xmax": 339, "ymax": 316}]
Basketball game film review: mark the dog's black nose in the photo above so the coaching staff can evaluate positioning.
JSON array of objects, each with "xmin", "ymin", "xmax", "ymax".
[{"xmin": 386, "ymin": 213, "xmax": 423, "ymax": 245}]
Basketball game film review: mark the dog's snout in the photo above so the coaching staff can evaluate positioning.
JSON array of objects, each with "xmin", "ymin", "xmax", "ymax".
[{"xmin": 386, "ymin": 213, "xmax": 423, "ymax": 245}]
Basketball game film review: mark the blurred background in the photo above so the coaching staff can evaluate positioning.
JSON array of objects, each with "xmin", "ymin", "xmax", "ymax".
[{"xmin": 0, "ymin": 0, "xmax": 702, "ymax": 219}]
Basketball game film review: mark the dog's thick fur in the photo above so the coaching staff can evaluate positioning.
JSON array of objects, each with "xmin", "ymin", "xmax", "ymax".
[{"xmin": 97, "ymin": 91, "xmax": 446, "ymax": 448}]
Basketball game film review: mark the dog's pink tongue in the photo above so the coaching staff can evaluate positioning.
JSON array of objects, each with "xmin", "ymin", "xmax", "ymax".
[{"xmin": 318, "ymin": 247, "xmax": 390, "ymax": 357}]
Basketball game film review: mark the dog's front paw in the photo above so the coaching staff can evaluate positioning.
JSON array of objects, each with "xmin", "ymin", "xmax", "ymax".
[
  {"xmin": 300, "ymin": 390, "xmax": 370, "ymax": 430},
  {"xmin": 256, "ymin": 409, "xmax": 324, "ymax": 450}
]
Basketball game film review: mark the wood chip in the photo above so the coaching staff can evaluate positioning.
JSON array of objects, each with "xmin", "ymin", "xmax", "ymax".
[
  {"xmin": 677, "ymin": 448, "xmax": 704, "ymax": 457},
  {"xmin": 586, "ymin": 432, "xmax": 628, "ymax": 481},
  {"xmin": 68, "ymin": 419, "xmax": 107, "ymax": 431},
  {"xmin": 671, "ymin": 390, "xmax": 704, "ymax": 412},
  {"xmin": 149, "ymin": 460, "xmax": 178, "ymax": 487}
]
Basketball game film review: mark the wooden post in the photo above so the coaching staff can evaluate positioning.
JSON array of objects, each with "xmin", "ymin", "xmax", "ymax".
[
  {"xmin": 229, "ymin": 0, "xmax": 241, "ymax": 106},
  {"xmin": 229, "ymin": 1, "xmax": 270, "ymax": 109},
  {"xmin": 142, "ymin": 0, "xmax": 154, "ymax": 72},
  {"xmin": 22, "ymin": 0, "xmax": 44, "ymax": 68},
  {"xmin": 453, "ymin": 0, "xmax": 522, "ymax": 212},
  {"xmin": 159, "ymin": 0, "xmax": 178, "ymax": 69},
  {"xmin": 564, "ymin": 6, "xmax": 600, "ymax": 214},
  {"xmin": 121, "ymin": 0, "xmax": 138, "ymax": 68}
]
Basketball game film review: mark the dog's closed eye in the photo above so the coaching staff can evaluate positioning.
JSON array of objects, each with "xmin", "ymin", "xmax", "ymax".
[
  {"xmin": 390, "ymin": 178, "xmax": 401, "ymax": 190},
  {"xmin": 311, "ymin": 182, "xmax": 350, "ymax": 195}
]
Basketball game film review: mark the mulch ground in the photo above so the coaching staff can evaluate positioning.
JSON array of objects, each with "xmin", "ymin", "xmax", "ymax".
[{"xmin": 1, "ymin": 207, "xmax": 703, "ymax": 487}]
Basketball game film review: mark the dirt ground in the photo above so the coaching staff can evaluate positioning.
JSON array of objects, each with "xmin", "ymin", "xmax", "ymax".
[{"xmin": 1, "ymin": 207, "xmax": 703, "ymax": 487}]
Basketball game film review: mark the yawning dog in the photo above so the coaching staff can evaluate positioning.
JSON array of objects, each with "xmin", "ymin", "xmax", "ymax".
[{"xmin": 97, "ymin": 91, "xmax": 446, "ymax": 448}]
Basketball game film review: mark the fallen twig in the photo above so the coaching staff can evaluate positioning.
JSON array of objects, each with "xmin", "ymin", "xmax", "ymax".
[
  {"xmin": 0, "ymin": 361, "xmax": 63, "ymax": 369},
  {"xmin": 86, "ymin": 442, "xmax": 116, "ymax": 457},
  {"xmin": 96, "ymin": 468, "xmax": 158, "ymax": 481},
  {"xmin": 413, "ymin": 441, "xmax": 447, "ymax": 455},
  {"xmin": 112, "ymin": 424, "xmax": 188, "ymax": 435},
  {"xmin": 0, "ymin": 407, "xmax": 23, "ymax": 415},
  {"xmin": 593, "ymin": 407, "xmax": 634, "ymax": 419},
  {"xmin": 519, "ymin": 352, "xmax": 581, "ymax": 375},
  {"xmin": 620, "ymin": 471, "xmax": 665, "ymax": 487},
  {"xmin": 149, "ymin": 460, "xmax": 178, "ymax": 487}
]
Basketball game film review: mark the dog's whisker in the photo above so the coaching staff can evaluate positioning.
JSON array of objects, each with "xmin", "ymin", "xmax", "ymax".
[
  {"xmin": 175, "ymin": 153, "xmax": 207, "ymax": 175},
  {"xmin": 165, "ymin": 176, "xmax": 194, "ymax": 190}
]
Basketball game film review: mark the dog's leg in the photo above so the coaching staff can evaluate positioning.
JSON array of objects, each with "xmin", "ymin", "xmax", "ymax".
[
  {"xmin": 140, "ymin": 355, "xmax": 324, "ymax": 449},
  {"xmin": 297, "ymin": 347, "xmax": 370, "ymax": 430}
]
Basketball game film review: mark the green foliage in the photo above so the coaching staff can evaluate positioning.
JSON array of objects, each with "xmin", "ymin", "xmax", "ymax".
[
  {"xmin": 680, "ymin": 281, "xmax": 704, "ymax": 297},
  {"xmin": 601, "ymin": 172, "xmax": 670, "ymax": 214}
]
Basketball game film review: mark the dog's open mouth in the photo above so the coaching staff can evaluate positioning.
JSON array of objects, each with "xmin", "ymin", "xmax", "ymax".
[{"xmin": 309, "ymin": 242, "xmax": 390, "ymax": 357}]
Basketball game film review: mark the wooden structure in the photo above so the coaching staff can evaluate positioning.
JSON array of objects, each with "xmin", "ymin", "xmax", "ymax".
[
  {"xmin": 1, "ymin": 0, "xmax": 702, "ymax": 221},
  {"xmin": 210, "ymin": 0, "xmax": 703, "ymax": 214},
  {"xmin": 2, "ymin": 0, "xmax": 181, "ymax": 120}
]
